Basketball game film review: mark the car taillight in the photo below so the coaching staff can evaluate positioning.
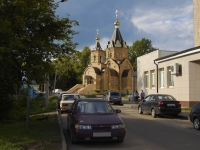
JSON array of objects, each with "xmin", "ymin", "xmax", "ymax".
[
  {"xmin": 178, "ymin": 102, "xmax": 181, "ymax": 107},
  {"xmin": 62, "ymin": 104, "xmax": 68, "ymax": 106},
  {"xmin": 158, "ymin": 101, "xmax": 164, "ymax": 107}
]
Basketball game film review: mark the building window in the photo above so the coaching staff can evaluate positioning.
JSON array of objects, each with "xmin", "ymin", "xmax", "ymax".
[
  {"xmin": 93, "ymin": 55, "xmax": 96, "ymax": 62},
  {"xmin": 150, "ymin": 70, "xmax": 155, "ymax": 89},
  {"xmin": 159, "ymin": 68, "xmax": 164, "ymax": 88},
  {"xmin": 167, "ymin": 67, "xmax": 174, "ymax": 87},
  {"xmin": 144, "ymin": 71, "xmax": 149, "ymax": 88},
  {"xmin": 100, "ymin": 56, "xmax": 102, "ymax": 63},
  {"xmin": 111, "ymin": 79, "xmax": 114, "ymax": 86},
  {"xmin": 109, "ymin": 53, "xmax": 112, "ymax": 58},
  {"xmin": 115, "ymin": 79, "xmax": 118, "ymax": 86}
]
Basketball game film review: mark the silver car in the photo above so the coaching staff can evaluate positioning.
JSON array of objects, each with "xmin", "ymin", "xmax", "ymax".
[{"xmin": 103, "ymin": 91, "xmax": 122, "ymax": 105}]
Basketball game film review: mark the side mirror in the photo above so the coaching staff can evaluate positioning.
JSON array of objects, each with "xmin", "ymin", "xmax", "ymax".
[
  {"xmin": 115, "ymin": 109, "xmax": 121, "ymax": 113},
  {"xmin": 142, "ymin": 99, "xmax": 146, "ymax": 102}
]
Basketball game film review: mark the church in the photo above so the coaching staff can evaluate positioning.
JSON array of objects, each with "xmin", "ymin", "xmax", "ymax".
[{"xmin": 68, "ymin": 11, "xmax": 134, "ymax": 95}]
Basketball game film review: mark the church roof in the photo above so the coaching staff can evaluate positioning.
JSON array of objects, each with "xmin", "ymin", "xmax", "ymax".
[
  {"xmin": 92, "ymin": 29, "xmax": 102, "ymax": 51},
  {"xmin": 94, "ymin": 41, "xmax": 102, "ymax": 50},
  {"xmin": 107, "ymin": 10, "xmax": 127, "ymax": 48},
  {"xmin": 111, "ymin": 28, "xmax": 124, "ymax": 44},
  {"xmin": 122, "ymin": 69, "xmax": 130, "ymax": 77},
  {"xmin": 109, "ymin": 68, "xmax": 118, "ymax": 76},
  {"xmin": 93, "ymin": 67, "xmax": 101, "ymax": 75}
]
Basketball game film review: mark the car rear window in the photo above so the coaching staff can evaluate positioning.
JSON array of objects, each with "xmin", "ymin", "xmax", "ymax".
[
  {"xmin": 158, "ymin": 95, "xmax": 175, "ymax": 101},
  {"xmin": 63, "ymin": 95, "xmax": 75, "ymax": 100},
  {"xmin": 110, "ymin": 92, "xmax": 120, "ymax": 96}
]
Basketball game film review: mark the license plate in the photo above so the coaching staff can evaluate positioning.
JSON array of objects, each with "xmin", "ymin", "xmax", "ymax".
[
  {"xmin": 167, "ymin": 104, "xmax": 175, "ymax": 106},
  {"xmin": 93, "ymin": 132, "xmax": 111, "ymax": 137}
]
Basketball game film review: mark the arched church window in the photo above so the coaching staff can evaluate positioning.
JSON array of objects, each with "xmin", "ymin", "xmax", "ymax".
[
  {"xmin": 115, "ymin": 79, "xmax": 118, "ymax": 85},
  {"xmin": 111, "ymin": 79, "xmax": 114, "ymax": 86},
  {"xmin": 109, "ymin": 53, "xmax": 112, "ymax": 58},
  {"xmin": 100, "ymin": 56, "xmax": 102, "ymax": 63},
  {"xmin": 93, "ymin": 55, "xmax": 96, "ymax": 62}
]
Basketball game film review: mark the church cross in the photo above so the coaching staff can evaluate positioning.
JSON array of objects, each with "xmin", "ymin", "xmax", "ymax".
[{"xmin": 115, "ymin": 10, "xmax": 119, "ymax": 19}]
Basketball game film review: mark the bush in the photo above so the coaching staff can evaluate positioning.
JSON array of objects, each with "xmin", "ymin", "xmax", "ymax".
[
  {"xmin": 0, "ymin": 94, "xmax": 58, "ymax": 121},
  {"xmin": 85, "ymin": 94, "xmax": 96, "ymax": 98}
]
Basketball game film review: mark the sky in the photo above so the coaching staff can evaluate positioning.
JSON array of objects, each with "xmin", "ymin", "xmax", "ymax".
[{"xmin": 55, "ymin": 0, "xmax": 194, "ymax": 52}]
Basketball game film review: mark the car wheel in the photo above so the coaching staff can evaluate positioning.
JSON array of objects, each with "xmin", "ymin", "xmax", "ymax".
[
  {"xmin": 138, "ymin": 106, "xmax": 143, "ymax": 114},
  {"xmin": 151, "ymin": 108, "xmax": 156, "ymax": 118},
  {"xmin": 193, "ymin": 117, "xmax": 200, "ymax": 130}
]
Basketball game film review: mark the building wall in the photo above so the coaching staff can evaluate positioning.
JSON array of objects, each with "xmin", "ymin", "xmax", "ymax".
[
  {"xmin": 137, "ymin": 50, "xmax": 200, "ymax": 107},
  {"xmin": 193, "ymin": 0, "xmax": 200, "ymax": 47}
]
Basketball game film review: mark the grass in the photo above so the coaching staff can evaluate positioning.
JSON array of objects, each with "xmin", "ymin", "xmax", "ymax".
[{"xmin": 0, "ymin": 96, "xmax": 62, "ymax": 150}]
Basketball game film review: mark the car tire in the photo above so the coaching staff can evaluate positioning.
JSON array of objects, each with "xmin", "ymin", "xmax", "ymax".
[
  {"xmin": 151, "ymin": 108, "xmax": 156, "ymax": 118},
  {"xmin": 193, "ymin": 117, "xmax": 200, "ymax": 130},
  {"xmin": 138, "ymin": 106, "xmax": 143, "ymax": 114}
]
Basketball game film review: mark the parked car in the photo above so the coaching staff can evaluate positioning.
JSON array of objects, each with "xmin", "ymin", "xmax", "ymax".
[
  {"xmin": 103, "ymin": 90, "xmax": 122, "ymax": 105},
  {"xmin": 189, "ymin": 102, "xmax": 200, "ymax": 130},
  {"xmin": 66, "ymin": 99, "xmax": 126, "ymax": 144},
  {"xmin": 60, "ymin": 94, "xmax": 80, "ymax": 114},
  {"xmin": 138, "ymin": 94, "xmax": 181, "ymax": 118}
]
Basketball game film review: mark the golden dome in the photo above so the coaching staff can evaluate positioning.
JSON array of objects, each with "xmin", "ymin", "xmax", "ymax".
[
  {"xmin": 114, "ymin": 19, "xmax": 120, "ymax": 26},
  {"xmin": 96, "ymin": 37, "xmax": 100, "ymax": 40}
]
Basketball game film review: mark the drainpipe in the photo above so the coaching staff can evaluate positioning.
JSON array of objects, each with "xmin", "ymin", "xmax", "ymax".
[{"xmin": 154, "ymin": 60, "xmax": 158, "ymax": 93}]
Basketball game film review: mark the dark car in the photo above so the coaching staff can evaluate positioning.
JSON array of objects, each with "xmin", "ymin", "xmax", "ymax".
[
  {"xmin": 138, "ymin": 94, "xmax": 181, "ymax": 118},
  {"xmin": 66, "ymin": 99, "xmax": 126, "ymax": 144},
  {"xmin": 189, "ymin": 102, "xmax": 200, "ymax": 130},
  {"xmin": 103, "ymin": 91, "xmax": 122, "ymax": 105}
]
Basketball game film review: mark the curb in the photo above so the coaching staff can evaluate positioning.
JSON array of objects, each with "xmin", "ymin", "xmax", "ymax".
[{"xmin": 57, "ymin": 110, "xmax": 67, "ymax": 150}]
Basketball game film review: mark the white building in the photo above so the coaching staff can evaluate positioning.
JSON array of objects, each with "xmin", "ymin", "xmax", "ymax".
[{"xmin": 137, "ymin": 46, "xmax": 200, "ymax": 108}]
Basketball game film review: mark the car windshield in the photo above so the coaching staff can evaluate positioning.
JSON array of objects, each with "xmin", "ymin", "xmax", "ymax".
[
  {"xmin": 110, "ymin": 92, "xmax": 120, "ymax": 96},
  {"xmin": 75, "ymin": 101, "xmax": 114, "ymax": 113},
  {"xmin": 157, "ymin": 95, "xmax": 175, "ymax": 101},
  {"xmin": 63, "ymin": 95, "xmax": 75, "ymax": 100}
]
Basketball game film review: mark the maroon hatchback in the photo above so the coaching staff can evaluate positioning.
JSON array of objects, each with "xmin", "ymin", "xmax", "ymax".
[{"xmin": 66, "ymin": 99, "xmax": 126, "ymax": 144}]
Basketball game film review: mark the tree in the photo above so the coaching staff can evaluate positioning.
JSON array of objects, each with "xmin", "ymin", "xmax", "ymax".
[
  {"xmin": 52, "ymin": 46, "xmax": 91, "ymax": 90},
  {"xmin": 71, "ymin": 46, "xmax": 91, "ymax": 82},
  {"xmin": 128, "ymin": 38, "xmax": 158, "ymax": 70},
  {"xmin": 0, "ymin": 0, "xmax": 79, "ymax": 118}
]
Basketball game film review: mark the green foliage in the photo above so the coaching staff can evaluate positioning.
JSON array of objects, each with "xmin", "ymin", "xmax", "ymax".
[
  {"xmin": 0, "ymin": 94, "xmax": 58, "ymax": 121},
  {"xmin": 30, "ymin": 96, "xmax": 58, "ymax": 115},
  {"xmin": 53, "ymin": 46, "xmax": 91, "ymax": 90},
  {"xmin": 0, "ymin": 114, "xmax": 61, "ymax": 150},
  {"xmin": 0, "ymin": 0, "xmax": 79, "ymax": 107},
  {"xmin": 95, "ymin": 90, "xmax": 101, "ymax": 93},
  {"xmin": 128, "ymin": 38, "xmax": 157, "ymax": 70},
  {"xmin": 85, "ymin": 94, "xmax": 96, "ymax": 98}
]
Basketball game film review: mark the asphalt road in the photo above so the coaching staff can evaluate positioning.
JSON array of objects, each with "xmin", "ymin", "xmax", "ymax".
[{"xmin": 60, "ymin": 99, "xmax": 200, "ymax": 150}]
